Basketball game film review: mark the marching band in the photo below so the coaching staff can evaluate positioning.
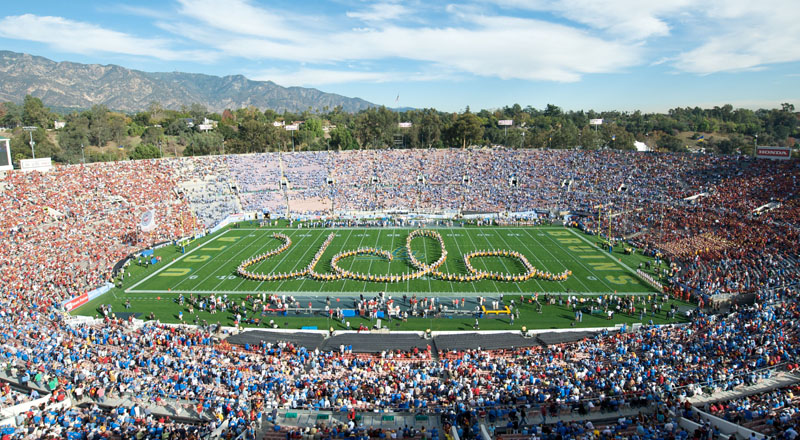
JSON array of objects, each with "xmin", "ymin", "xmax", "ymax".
[{"xmin": 236, "ymin": 229, "xmax": 573, "ymax": 284}]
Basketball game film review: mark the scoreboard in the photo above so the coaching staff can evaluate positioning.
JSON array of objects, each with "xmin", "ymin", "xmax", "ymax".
[{"xmin": 0, "ymin": 137, "xmax": 11, "ymax": 171}]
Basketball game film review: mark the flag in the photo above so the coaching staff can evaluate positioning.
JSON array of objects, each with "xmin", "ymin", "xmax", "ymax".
[
  {"xmin": 395, "ymin": 94, "xmax": 400, "ymax": 103},
  {"xmin": 140, "ymin": 210, "xmax": 157, "ymax": 232}
]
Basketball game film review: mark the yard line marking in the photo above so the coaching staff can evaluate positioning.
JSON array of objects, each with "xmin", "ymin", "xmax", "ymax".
[
  {"xmin": 488, "ymin": 230, "xmax": 526, "ymax": 294},
  {"xmin": 566, "ymin": 228, "xmax": 649, "ymax": 284},
  {"xmin": 421, "ymin": 232, "xmax": 434, "ymax": 293},
  {"xmin": 338, "ymin": 229, "xmax": 359, "ymax": 293},
  {"xmin": 291, "ymin": 231, "xmax": 330, "ymax": 292},
  {"xmin": 191, "ymin": 230, "xmax": 277, "ymax": 292},
  {"xmin": 446, "ymin": 228, "xmax": 477, "ymax": 293},
  {"xmin": 532, "ymin": 229, "xmax": 619, "ymax": 292},
  {"xmin": 361, "ymin": 228, "xmax": 384, "ymax": 293},
  {"xmin": 507, "ymin": 229, "xmax": 555, "ymax": 293},
  {"xmin": 521, "ymin": 228, "xmax": 595, "ymax": 292},
  {"xmin": 126, "ymin": 229, "xmax": 234, "ymax": 292},
  {"xmin": 463, "ymin": 228, "xmax": 500, "ymax": 294},
  {"xmin": 250, "ymin": 229, "xmax": 319, "ymax": 293},
  {"xmin": 128, "ymin": 289, "xmax": 656, "ymax": 296}
]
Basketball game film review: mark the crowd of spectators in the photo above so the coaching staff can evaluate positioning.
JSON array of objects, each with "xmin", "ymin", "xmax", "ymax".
[
  {"xmin": 706, "ymin": 384, "xmax": 800, "ymax": 436},
  {"xmin": 0, "ymin": 149, "xmax": 797, "ymax": 438},
  {"xmin": 177, "ymin": 157, "xmax": 240, "ymax": 228},
  {"xmin": 221, "ymin": 149, "xmax": 800, "ymax": 298}
]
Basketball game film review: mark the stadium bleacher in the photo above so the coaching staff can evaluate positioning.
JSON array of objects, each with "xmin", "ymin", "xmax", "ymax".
[{"xmin": 0, "ymin": 148, "xmax": 798, "ymax": 438}]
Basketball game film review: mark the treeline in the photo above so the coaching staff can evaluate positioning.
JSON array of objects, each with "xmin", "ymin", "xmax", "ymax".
[{"xmin": 0, "ymin": 97, "xmax": 797, "ymax": 164}]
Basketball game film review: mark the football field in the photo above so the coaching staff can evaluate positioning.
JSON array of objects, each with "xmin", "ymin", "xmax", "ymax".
[{"xmin": 126, "ymin": 225, "xmax": 656, "ymax": 296}]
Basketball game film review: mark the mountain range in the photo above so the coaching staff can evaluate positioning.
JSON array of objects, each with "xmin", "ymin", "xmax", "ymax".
[{"xmin": 0, "ymin": 51, "xmax": 376, "ymax": 113}]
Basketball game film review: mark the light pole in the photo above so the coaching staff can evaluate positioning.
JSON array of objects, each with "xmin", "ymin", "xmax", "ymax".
[
  {"xmin": 23, "ymin": 126, "xmax": 37, "ymax": 159},
  {"xmin": 81, "ymin": 143, "xmax": 85, "ymax": 164},
  {"xmin": 754, "ymin": 134, "xmax": 758, "ymax": 156}
]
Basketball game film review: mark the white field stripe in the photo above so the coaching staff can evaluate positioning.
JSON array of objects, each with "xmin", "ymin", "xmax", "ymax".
[
  {"xmin": 531, "ymin": 228, "xmax": 618, "ymax": 292},
  {"xmin": 185, "ymin": 230, "xmax": 279, "ymax": 292},
  {"xmin": 521, "ymin": 228, "xmax": 597, "ymax": 292},
  {"xmin": 566, "ymin": 228, "xmax": 651, "ymax": 284},
  {"xmin": 462, "ymin": 229, "xmax": 500, "ymax": 294},
  {"xmin": 217, "ymin": 230, "xmax": 315, "ymax": 293},
  {"xmin": 337, "ymin": 229, "xmax": 358, "ymax": 293},
  {"xmin": 501, "ymin": 228, "xmax": 548, "ymax": 292},
  {"xmin": 291, "ymin": 231, "xmax": 332, "ymax": 292},
  {"xmin": 126, "ymin": 229, "xmax": 232, "ymax": 292},
  {"xmin": 446, "ymin": 228, "xmax": 477, "ymax": 293},
  {"xmin": 360, "ymin": 229, "xmax": 385, "ymax": 293},
  {"xmin": 128, "ymin": 289, "xmax": 656, "ymax": 296},
  {"xmin": 485, "ymin": 230, "xmax": 525, "ymax": 293}
]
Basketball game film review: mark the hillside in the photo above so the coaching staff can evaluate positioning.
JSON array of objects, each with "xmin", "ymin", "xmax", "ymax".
[{"xmin": 0, "ymin": 51, "xmax": 375, "ymax": 113}]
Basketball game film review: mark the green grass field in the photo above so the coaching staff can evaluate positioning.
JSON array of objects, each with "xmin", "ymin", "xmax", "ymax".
[
  {"xmin": 72, "ymin": 223, "xmax": 690, "ymax": 330},
  {"xmin": 124, "ymin": 225, "xmax": 657, "ymax": 295}
]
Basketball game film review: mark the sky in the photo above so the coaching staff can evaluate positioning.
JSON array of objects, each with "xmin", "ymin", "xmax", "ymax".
[{"xmin": 0, "ymin": 0, "xmax": 799, "ymax": 113}]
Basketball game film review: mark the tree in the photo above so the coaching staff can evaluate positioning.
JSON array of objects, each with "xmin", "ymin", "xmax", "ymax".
[
  {"xmin": 301, "ymin": 118, "xmax": 324, "ymax": 139},
  {"xmin": 128, "ymin": 143, "xmax": 162, "ymax": 160},
  {"xmin": 329, "ymin": 127, "xmax": 358, "ymax": 150},
  {"xmin": 141, "ymin": 126, "xmax": 166, "ymax": 147},
  {"xmin": 56, "ymin": 113, "xmax": 90, "ymax": 163},
  {"xmin": 11, "ymin": 127, "xmax": 59, "ymax": 161},
  {"xmin": 188, "ymin": 103, "xmax": 208, "ymax": 121},
  {"xmin": 184, "ymin": 132, "xmax": 224, "ymax": 156},
  {"xmin": 658, "ymin": 134, "xmax": 686, "ymax": 152},
  {"xmin": 22, "ymin": 95, "xmax": 51, "ymax": 128},
  {"xmin": 108, "ymin": 113, "xmax": 128, "ymax": 143},
  {"xmin": 87, "ymin": 105, "xmax": 112, "ymax": 146},
  {"xmin": 418, "ymin": 109, "xmax": 442, "ymax": 148},
  {"xmin": 449, "ymin": 112, "xmax": 484, "ymax": 148},
  {"xmin": 165, "ymin": 118, "xmax": 192, "ymax": 136},
  {"xmin": 147, "ymin": 101, "xmax": 165, "ymax": 122},
  {"xmin": 0, "ymin": 102, "xmax": 23, "ymax": 128}
]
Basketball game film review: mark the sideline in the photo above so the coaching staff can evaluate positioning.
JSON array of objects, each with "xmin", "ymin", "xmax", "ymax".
[
  {"xmin": 567, "ymin": 227, "xmax": 653, "ymax": 287},
  {"xmin": 125, "ymin": 229, "xmax": 232, "ymax": 292}
]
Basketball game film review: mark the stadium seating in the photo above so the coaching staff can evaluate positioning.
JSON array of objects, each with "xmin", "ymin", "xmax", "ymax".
[{"xmin": 0, "ymin": 148, "xmax": 798, "ymax": 438}]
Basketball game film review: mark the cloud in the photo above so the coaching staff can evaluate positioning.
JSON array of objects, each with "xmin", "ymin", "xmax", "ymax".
[
  {"xmin": 672, "ymin": 1, "xmax": 800, "ymax": 74},
  {"xmin": 250, "ymin": 68, "xmax": 453, "ymax": 86},
  {"xmin": 488, "ymin": 0, "xmax": 693, "ymax": 40},
  {"xmin": 173, "ymin": 0, "xmax": 320, "ymax": 41},
  {"xmin": 0, "ymin": 14, "xmax": 205, "ymax": 61},
  {"xmin": 172, "ymin": 1, "xmax": 641, "ymax": 83},
  {"xmin": 346, "ymin": 3, "xmax": 411, "ymax": 23},
  {"xmin": 489, "ymin": 0, "xmax": 800, "ymax": 74}
]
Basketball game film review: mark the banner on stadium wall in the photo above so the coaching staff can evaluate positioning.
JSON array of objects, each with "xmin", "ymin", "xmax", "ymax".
[
  {"xmin": 61, "ymin": 282, "xmax": 115, "ymax": 312},
  {"xmin": 209, "ymin": 212, "xmax": 253, "ymax": 234},
  {"xmin": 87, "ymin": 282, "xmax": 114, "ymax": 301},
  {"xmin": 756, "ymin": 146, "xmax": 792, "ymax": 160},
  {"xmin": 19, "ymin": 157, "xmax": 52, "ymax": 172},
  {"xmin": 62, "ymin": 293, "xmax": 88, "ymax": 312},
  {"xmin": 140, "ymin": 210, "xmax": 157, "ymax": 232}
]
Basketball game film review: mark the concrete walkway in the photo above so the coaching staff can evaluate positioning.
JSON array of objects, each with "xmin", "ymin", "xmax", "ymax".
[
  {"xmin": 268, "ymin": 409, "xmax": 441, "ymax": 433},
  {"xmin": 688, "ymin": 371, "xmax": 800, "ymax": 406}
]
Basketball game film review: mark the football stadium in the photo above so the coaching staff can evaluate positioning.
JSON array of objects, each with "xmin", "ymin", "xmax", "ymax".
[
  {"xmin": 1, "ymin": 146, "xmax": 798, "ymax": 439},
  {"xmin": 2, "ymin": 2, "xmax": 800, "ymax": 438}
]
